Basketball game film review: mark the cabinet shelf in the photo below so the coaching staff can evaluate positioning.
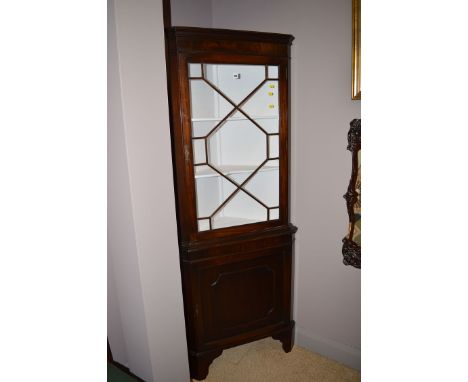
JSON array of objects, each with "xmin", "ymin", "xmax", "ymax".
[{"xmin": 195, "ymin": 164, "xmax": 278, "ymax": 179}]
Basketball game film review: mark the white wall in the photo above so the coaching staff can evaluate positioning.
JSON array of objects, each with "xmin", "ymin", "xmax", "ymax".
[
  {"xmin": 108, "ymin": 0, "xmax": 190, "ymax": 380},
  {"xmin": 171, "ymin": 0, "xmax": 212, "ymax": 27},
  {"xmin": 108, "ymin": 1, "xmax": 153, "ymax": 378},
  {"xmin": 211, "ymin": 0, "xmax": 361, "ymax": 369},
  {"xmin": 172, "ymin": 0, "xmax": 361, "ymax": 369}
]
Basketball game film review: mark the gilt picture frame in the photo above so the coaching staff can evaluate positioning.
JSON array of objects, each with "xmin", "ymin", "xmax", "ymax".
[{"xmin": 352, "ymin": 0, "xmax": 361, "ymax": 100}]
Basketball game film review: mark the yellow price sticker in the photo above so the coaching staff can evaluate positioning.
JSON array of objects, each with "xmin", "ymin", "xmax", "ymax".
[
  {"xmin": 268, "ymin": 104, "xmax": 275, "ymax": 109},
  {"xmin": 269, "ymin": 84, "xmax": 275, "ymax": 88},
  {"xmin": 268, "ymin": 92, "xmax": 274, "ymax": 96}
]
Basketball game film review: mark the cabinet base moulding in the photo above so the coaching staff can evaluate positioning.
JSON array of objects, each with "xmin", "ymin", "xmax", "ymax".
[{"xmin": 189, "ymin": 321, "xmax": 295, "ymax": 380}]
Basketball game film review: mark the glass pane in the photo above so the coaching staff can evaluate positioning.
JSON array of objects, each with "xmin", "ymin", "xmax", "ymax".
[
  {"xmin": 268, "ymin": 135, "xmax": 279, "ymax": 158},
  {"xmin": 192, "ymin": 119, "xmax": 218, "ymax": 138},
  {"xmin": 192, "ymin": 139, "xmax": 206, "ymax": 164},
  {"xmin": 198, "ymin": 219, "xmax": 210, "ymax": 231},
  {"xmin": 242, "ymin": 80, "xmax": 279, "ymax": 117},
  {"xmin": 269, "ymin": 208, "xmax": 279, "ymax": 220},
  {"xmin": 267, "ymin": 65, "xmax": 279, "ymax": 79},
  {"xmin": 207, "ymin": 111, "xmax": 266, "ymax": 184},
  {"xmin": 253, "ymin": 117, "xmax": 279, "ymax": 134},
  {"xmin": 241, "ymin": 80, "xmax": 279, "ymax": 132},
  {"xmin": 204, "ymin": 64, "xmax": 265, "ymax": 105},
  {"xmin": 189, "ymin": 63, "xmax": 202, "ymax": 78},
  {"xmin": 212, "ymin": 190, "xmax": 267, "ymax": 229},
  {"xmin": 189, "ymin": 63, "xmax": 281, "ymax": 232},
  {"xmin": 243, "ymin": 160, "xmax": 279, "ymax": 208},
  {"xmin": 194, "ymin": 165, "xmax": 237, "ymax": 218},
  {"xmin": 189, "ymin": 79, "xmax": 233, "ymax": 120}
]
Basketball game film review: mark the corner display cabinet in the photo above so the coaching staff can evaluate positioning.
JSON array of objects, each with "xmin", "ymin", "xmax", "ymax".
[{"xmin": 166, "ymin": 27, "xmax": 297, "ymax": 380}]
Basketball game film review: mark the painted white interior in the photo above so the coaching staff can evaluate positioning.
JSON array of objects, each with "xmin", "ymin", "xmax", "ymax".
[
  {"xmin": 190, "ymin": 64, "xmax": 280, "ymax": 230},
  {"xmin": 108, "ymin": 0, "xmax": 190, "ymax": 381}
]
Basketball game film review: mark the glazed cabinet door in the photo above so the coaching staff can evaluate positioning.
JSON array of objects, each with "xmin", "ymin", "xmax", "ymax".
[{"xmin": 186, "ymin": 62, "xmax": 285, "ymax": 233}]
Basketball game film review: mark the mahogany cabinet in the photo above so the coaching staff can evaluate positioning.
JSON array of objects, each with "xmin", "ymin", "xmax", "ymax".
[{"xmin": 165, "ymin": 27, "xmax": 297, "ymax": 380}]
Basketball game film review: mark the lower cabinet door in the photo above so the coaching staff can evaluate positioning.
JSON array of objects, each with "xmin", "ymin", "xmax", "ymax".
[{"xmin": 192, "ymin": 246, "xmax": 291, "ymax": 346}]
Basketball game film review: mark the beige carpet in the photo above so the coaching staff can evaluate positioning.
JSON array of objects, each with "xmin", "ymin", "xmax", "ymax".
[{"xmin": 194, "ymin": 338, "xmax": 360, "ymax": 382}]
